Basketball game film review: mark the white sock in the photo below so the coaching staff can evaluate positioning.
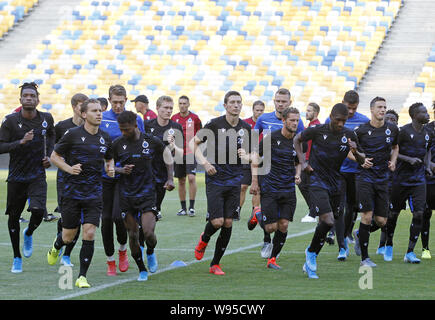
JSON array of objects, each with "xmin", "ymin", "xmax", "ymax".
[
  {"xmin": 107, "ymin": 255, "xmax": 115, "ymax": 262},
  {"xmin": 119, "ymin": 244, "xmax": 127, "ymax": 252}
]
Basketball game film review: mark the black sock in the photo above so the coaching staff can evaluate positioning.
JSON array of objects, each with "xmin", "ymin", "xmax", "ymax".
[
  {"xmin": 181, "ymin": 201, "xmax": 187, "ymax": 211},
  {"xmin": 385, "ymin": 212, "xmax": 399, "ymax": 246},
  {"xmin": 211, "ymin": 226, "xmax": 232, "ymax": 266},
  {"xmin": 64, "ymin": 228, "xmax": 80, "ymax": 256},
  {"xmin": 271, "ymin": 230, "xmax": 287, "ymax": 258},
  {"xmin": 379, "ymin": 225, "xmax": 387, "ymax": 247},
  {"xmin": 79, "ymin": 240, "xmax": 95, "ymax": 277},
  {"xmin": 263, "ymin": 230, "xmax": 271, "ymax": 243},
  {"xmin": 26, "ymin": 209, "xmax": 44, "ymax": 236},
  {"xmin": 139, "ymin": 224, "xmax": 145, "ymax": 248},
  {"xmin": 189, "ymin": 200, "xmax": 195, "ymax": 210},
  {"xmin": 101, "ymin": 218, "xmax": 115, "ymax": 257},
  {"xmin": 421, "ymin": 209, "xmax": 432, "ymax": 250},
  {"xmin": 309, "ymin": 221, "xmax": 332, "ymax": 255},
  {"xmin": 202, "ymin": 221, "xmax": 219, "ymax": 243},
  {"xmin": 359, "ymin": 223, "xmax": 371, "ymax": 260},
  {"xmin": 407, "ymin": 216, "xmax": 422, "ymax": 253},
  {"xmin": 54, "ymin": 232, "xmax": 65, "ymax": 250},
  {"xmin": 370, "ymin": 220, "xmax": 381, "ymax": 233},
  {"xmin": 132, "ymin": 251, "xmax": 147, "ymax": 272},
  {"xmin": 8, "ymin": 216, "xmax": 21, "ymax": 258}
]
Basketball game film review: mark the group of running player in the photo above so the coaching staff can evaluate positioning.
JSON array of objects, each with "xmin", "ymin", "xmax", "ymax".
[{"xmin": 0, "ymin": 82, "xmax": 433, "ymax": 286}]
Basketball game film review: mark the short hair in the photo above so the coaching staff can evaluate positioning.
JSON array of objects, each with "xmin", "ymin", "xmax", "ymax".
[
  {"xmin": 71, "ymin": 93, "xmax": 88, "ymax": 107},
  {"xmin": 386, "ymin": 109, "xmax": 399, "ymax": 121},
  {"xmin": 307, "ymin": 102, "xmax": 320, "ymax": 114},
  {"xmin": 224, "ymin": 90, "xmax": 241, "ymax": 104},
  {"xmin": 408, "ymin": 102, "xmax": 424, "ymax": 119},
  {"xmin": 282, "ymin": 107, "xmax": 300, "ymax": 120},
  {"xmin": 108, "ymin": 84, "xmax": 127, "ymax": 99},
  {"xmin": 117, "ymin": 110, "xmax": 137, "ymax": 125},
  {"xmin": 156, "ymin": 95, "xmax": 173, "ymax": 107},
  {"xmin": 343, "ymin": 90, "xmax": 359, "ymax": 105},
  {"xmin": 80, "ymin": 98, "xmax": 100, "ymax": 113},
  {"xmin": 19, "ymin": 82, "xmax": 39, "ymax": 97},
  {"xmin": 370, "ymin": 96, "xmax": 386, "ymax": 108},
  {"xmin": 275, "ymin": 88, "xmax": 291, "ymax": 99},
  {"xmin": 331, "ymin": 103, "xmax": 349, "ymax": 117},
  {"xmin": 179, "ymin": 95, "xmax": 189, "ymax": 102},
  {"xmin": 97, "ymin": 97, "xmax": 108, "ymax": 108},
  {"xmin": 253, "ymin": 100, "xmax": 265, "ymax": 109}
]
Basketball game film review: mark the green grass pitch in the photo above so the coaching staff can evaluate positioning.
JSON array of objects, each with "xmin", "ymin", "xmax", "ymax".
[{"xmin": 0, "ymin": 170, "xmax": 433, "ymax": 300}]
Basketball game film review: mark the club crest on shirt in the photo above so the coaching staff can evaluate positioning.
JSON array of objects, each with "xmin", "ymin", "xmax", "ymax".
[
  {"xmin": 168, "ymin": 128, "xmax": 175, "ymax": 135},
  {"xmin": 188, "ymin": 118, "xmax": 193, "ymax": 122},
  {"xmin": 100, "ymin": 136, "xmax": 105, "ymax": 145},
  {"xmin": 341, "ymin": 136, "xmax": 348, "ymax": 144},
  {"xmin": 425, "ymin": 134, "xmax": 429, "ymax": 141},
  {"xmin": 142, "ymin": 140, "xmax": 149, "ymax": 148},
  {"xmin": 385, "ymin": 128, "xmax": 391, "ymax": 136},
  {"xmin": 42, "ymin": 120, "xmax": 48, "ymax": 128},
  {"xmin": 238, "ymin": 129, "xmax": 245, "ymax": 136}
]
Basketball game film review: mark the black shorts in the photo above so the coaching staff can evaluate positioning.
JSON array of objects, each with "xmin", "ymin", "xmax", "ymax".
[
  {"xmin": 206, "ymin": 184, "xmax": 240, "ymax": 220},
  {"xmin": 5, "ymin": 178, "xmax": 47, "ymax": 217},
  {"xmin": 260, "ymin": 190, "xmax": 296, "ymax": 224},
  {"xmin": 174, "ymin": 154, "xmax": 197, "ymax": 178},
  {"xmin": 391, "ymin": 183, "xmax": 426, "ymax": 213},
  {"xmin": 356, "ymin": 180, "xmax": 389, "ymax": 217},
  {"xmin": 241, "ymin": 168, "xmax": 252, "ymax": 186},
  {"xmin": 102, "ymin": 178, "xmax": 122, "ymax": 221},
  {"xmin": 309, "ymin": 186, "xmax": 343, "ymax": 217},
  {"xmin": 120, "ymin": 195, "xmax": 158, "ymax": 223},
  {"xmin": 61, "ymin": 197, "xmax": 102, "ymax": 229},
  {"xmin": 427, "ymin": 184, "xmax": 435, "ymax": 210}
]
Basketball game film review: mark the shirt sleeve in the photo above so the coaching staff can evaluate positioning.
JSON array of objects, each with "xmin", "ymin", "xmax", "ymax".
[
  {"xmin": 137, "ymin": 116, "xmax": 145, "ymax": 133},
  {"xmin": 104, "ymin": 134, "xmax": 114, "ymax": 160},
  {"xmin": 0, "ymin": 117, "xmax": 21, "ymax": 154},
  {"xmin": 299, "ymin": 125, "xmax": 318, "ymax": 143},
  {"xmin": 45, "ymin": 114, "xmax": 56, "ymax": 157},
  {"xmin": 54, "ymin": 129, "xmax": 72, "ymax": 157}
]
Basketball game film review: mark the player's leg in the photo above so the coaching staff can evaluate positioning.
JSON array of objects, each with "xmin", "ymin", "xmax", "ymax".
[
  {"xmin": 141, "ymin": 210, "xmax": 158, "ymax": 273},
  {"xmin": 155, "ymin": 182, "xmax": 166, "ymax": 219},
  {"xmin": 112, "ymin": 181, "xmax": 128, "ymax": 272},
  {"xmin": 123, "ymin": 211, "xmax": 147, "ymax": 280},
  {"xmin": 404, "ymin": 185, "xmax": 426, "ymax": 263},
  {"xmin": 101, "ymin": 179, "xmax": 116, "ymax": 264},
  {"xmin": 187, "ymin": 173, "xmax": 197, "ymax": 216},
  {"xmin": 384, "ymin": 184, "xmax": 406, "ymax": 261},
  {"xmin": 176, "ymin": 171, "xmax": 187, "ymax": 216},
  {"xmin": 262, "ymin": 192, "xmax": 279, "ymax": 262},
  {"xmin": 195, "ymin": 184, "xmax": 223, "ymax": 261},
  {"xmin": 421, "ymin": 183, "xmax": 434, "ymax": 259}
]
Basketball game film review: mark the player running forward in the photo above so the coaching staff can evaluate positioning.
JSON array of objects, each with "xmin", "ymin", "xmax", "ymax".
[
  {"xmin": 250, "ymin": 107, "xmax": 302, "ymax": 269},
  {"xmin": 0, "ymin": 82, "xmax": 55, "ymax": 273},
  {"xmin": 241, "ymin": 100, "xmax": 264, "ymax": 226},
  {"xmin": 144, "ymin": 96, "xmax": 182, "ymax": 219},
  {"xmin": 47, "ymin": 99, "xmax": 115, "ymax": 288},
  {"xmin": 100, "ymin": 85, "xmax": 145, "ymax": 276},
  {"xmin": 171, "ymin": 95, "xmax": 202, "ymax": 217},
  {"xmin": 421, "ymin": 103, "xmax": 435, "ymax": 259},
  {"xmin": 352, "ymin": 97, "xmax": 399, "ymax": 267},
  {"xmin": 294, "ymin": 103, "xmax": 365, "ymax": 279},
  {"xmin": 192, "ymin": 91, "xmax": 253, "ymax": 275},
  {"xmin": 252, "ymin": 88, "xmax": 304, "ymax": 258},
  {"xmin": 384, "ymin": 103, "xmax": 433, "ymax": 263},
  {"xmin": 52, "ymin": 93, "xmax": 88, "ymax": 267},
  {"xmin": 113, "ymin": 111, "xmax": 174, "ymax": 281}
]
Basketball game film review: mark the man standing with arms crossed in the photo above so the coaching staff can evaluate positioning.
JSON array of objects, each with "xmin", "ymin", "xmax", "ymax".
[
  {"xmin": 171, "ymin": 95, "xmax": 202, "ymax": 217},
  {"xmin": 0, "ymin": 82, "xmax": 55, "ymax": 273},
  {"xmin": 47, "ymin": 98, "xmax": 115, "ymax": 288}
]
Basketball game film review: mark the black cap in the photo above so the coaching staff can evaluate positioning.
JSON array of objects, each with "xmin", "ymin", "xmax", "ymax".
[{"xmin": 131, "ymin": 95, "xmax": 149, "ymax": 104}]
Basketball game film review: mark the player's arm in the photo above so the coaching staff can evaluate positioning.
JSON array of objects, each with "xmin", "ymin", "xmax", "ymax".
[
  {"xmin": 0, "ymin": 119, "xmax": 33, "ymax": 153},
  {"xmin": 347, "ymin": 133, "xmax": 365, "ymax": 165},
  {"xmin": 389, "ymin": 144, "xmax": 399, "ymax": 171},
  {"xmin": 294, "ymin": 131, "xmax": 313, "ymax": 173},
  {"xmin": 163, "ymin": 146, "xmax": 175, "ymax": 191},
  {"xmin": 50, "ymin": 150, "xmax": 82, "ymax": 175},
  {"xmin": 250, "ymin": 151, "xmax": 261, "ymax": 195},
  {"xmin": 189, "ymin": 135, "xmax": 216, "ymax": 175}
]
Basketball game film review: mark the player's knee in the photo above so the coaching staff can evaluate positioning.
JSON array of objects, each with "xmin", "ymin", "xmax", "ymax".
[
  {"xmin": 187, "ymin": 175, "xmax": 196, "ymax": 185},
  {"xmin": 423, "ymin": 208, "xmax": 432, "ymax": 220},
  {"xmin": 82, "ymin": 226, "xmax": 96, "ymax": 240},
  {"xmin": 211, "ymin": 218, "xmax": 224, "ymax": 229},
  {"xmin": 375, "ymin": 216, "xmax": 387, "ymax": 228},
  {"xmin": 178, "ymin": 177, "xmax": 186, "ymax": 186},
  {"xmin": 320, "ymin": 214, "xmax": 334, "ymax": 227},
  {"xmin": 413, "ymin": 211, "xmax": 423, "ymax": 221},
  {"xmin": 265, "ymin": 223, "xmax": 277, "ymax": 234}
]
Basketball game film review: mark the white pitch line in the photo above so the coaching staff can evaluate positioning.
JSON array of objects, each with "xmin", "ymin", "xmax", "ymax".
[{"xmin": 54, "ymin": 227, "xmax": 315, "ymax": 300}]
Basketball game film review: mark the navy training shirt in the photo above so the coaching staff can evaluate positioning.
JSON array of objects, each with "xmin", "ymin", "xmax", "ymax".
[
  {"xmin": 299, "ymin": 123, "xmax": 358, "ymax": 193},
  {"xmin": 113, "ymin": 132, "xmax": 165, "ymax": 198},
  {"xmin": 258, "ymin": 129, "xmax": 297, "ymax": 193},
  {"xmin": 355, "ymin": 121, "xmax": 399, "ymax": 183},
  {"xmin": 54, "ymin": 125, "xmax": 113, "ymax": 200},
  {"xmin": 393, "ymin": 123, "xmax": 433, "ymax": 186},
  {"xmin": 200, "ymin": 115, "xmax": 252, "ymax": 187},
  {"xmin": 144, "ymin": 118, "xmax": 183, "ymax": 184},
  {"xmin": 54, "ymin": 117, "xmax": 79, "ymax": 184},
  {"xmin": 426, "ymin": 121, "xmax": 435, "ymax": 185},
  {"xmin": 0, "ymin": 110, "xmax": 55, "ymax": 182}
]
